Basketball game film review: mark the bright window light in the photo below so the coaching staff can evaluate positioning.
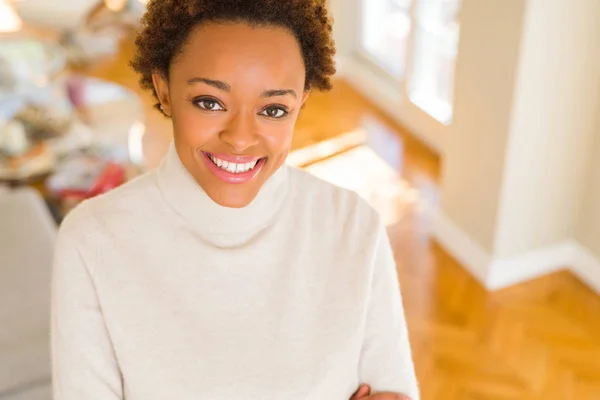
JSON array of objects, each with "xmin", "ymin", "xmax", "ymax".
[
  {"xmin": 408, "ymin": 0, "xmax": 461, "ymax": 125},
  {"xmin": 0, "ymin": 1, "xmax": 23, "ymax": 33},
  {"xmin": 360, "ymin": 0, "xmax": 413, "ymax": 79}
]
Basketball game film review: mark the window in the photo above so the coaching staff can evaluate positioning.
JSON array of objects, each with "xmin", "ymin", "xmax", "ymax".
[
  {"xmin": 359, "ymin": 0, "xmax": 413, "ymax": 79},
  {"xmin": 408, "ymin": 0, "xmax": 461, "ymax": 124},
  {"xmin": 358, "ymin": 0, "xmax": 461, "ymax": 124}
]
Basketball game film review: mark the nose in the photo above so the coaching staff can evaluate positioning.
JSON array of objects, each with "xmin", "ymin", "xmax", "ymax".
[{"xmin": 219, "ymin": 111, "xmax": 260, "ymax": 153}]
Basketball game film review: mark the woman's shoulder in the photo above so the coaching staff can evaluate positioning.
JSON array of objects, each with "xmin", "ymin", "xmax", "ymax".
[
  {"xmin": 60, "ymin": 170, "xmax": 161, "ymax": 234},
  {"xmin": 287, "ymin": 165, "xmax": 381, "ymax": 233}
]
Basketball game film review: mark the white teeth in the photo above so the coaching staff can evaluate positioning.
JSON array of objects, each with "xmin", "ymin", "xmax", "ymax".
[{"xmin": 209, "ymin": 154, "xmax": 261, "ymax": 173}]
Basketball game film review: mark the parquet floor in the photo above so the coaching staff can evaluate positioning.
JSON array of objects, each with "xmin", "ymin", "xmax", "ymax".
[{"xmin": 78, "ymin": 35, "xmax": 600, "ymax": 400}]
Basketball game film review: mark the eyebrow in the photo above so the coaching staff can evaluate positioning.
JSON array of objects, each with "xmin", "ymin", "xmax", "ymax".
[
  {"xmin": 187, "ymin": 77, "xmax": 297, "ymax": 99},
  {"xmin": 261, "ymin": 89, "xmax": 297, "ymax": 99},
  {"xmin": 187, "ymin": 77, "xmax": 231, "ymax": 92}
]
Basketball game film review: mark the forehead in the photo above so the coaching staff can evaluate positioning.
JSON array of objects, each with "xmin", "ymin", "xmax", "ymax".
[{"xmin": 171, "ymin": 22, "xmax": 306, "ymax": 89}]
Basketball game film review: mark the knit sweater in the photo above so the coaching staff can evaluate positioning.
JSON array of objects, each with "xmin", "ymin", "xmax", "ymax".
[{"xmin": 51, "ymin": 144, "xmax": 419, "ymax": 400}]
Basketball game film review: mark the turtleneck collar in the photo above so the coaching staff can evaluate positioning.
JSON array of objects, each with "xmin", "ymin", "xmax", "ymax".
[{"xmin": 156, "ymin": 143, "xmax": 289, "ymax": 247}]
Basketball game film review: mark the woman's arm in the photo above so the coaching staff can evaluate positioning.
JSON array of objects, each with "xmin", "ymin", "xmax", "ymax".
[
  {"xmin": 51, "ymin": 211, "xmax": 123, "ymax": 399},
  {"xmin": 358, "ymin": 222, "xmax": 420, "ymax": 400}
]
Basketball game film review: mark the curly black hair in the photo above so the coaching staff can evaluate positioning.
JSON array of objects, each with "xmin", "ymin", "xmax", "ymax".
[{"xmin": 130, "ymin": 0, "xmax": 337, "ymax": 113}]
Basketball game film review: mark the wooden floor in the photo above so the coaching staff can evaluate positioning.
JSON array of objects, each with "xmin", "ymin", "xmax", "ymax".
[{"xmin": 82, "ymin": 36, "xmax": 600, "ymax": 400}]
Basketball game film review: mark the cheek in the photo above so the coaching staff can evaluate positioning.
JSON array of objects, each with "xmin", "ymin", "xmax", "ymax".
[
  {"xmin": 173, "ymin": 108, "xmax": 222, "ymax": 147},
  {"xmin": 261, "ymin": 122, "xmax": 295, "ymax": 155}
]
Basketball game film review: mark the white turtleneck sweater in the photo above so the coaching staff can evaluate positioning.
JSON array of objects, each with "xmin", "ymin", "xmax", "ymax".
[{"xmin": 51, "ymin": 144, "xmax": 419, "ymax": 400}]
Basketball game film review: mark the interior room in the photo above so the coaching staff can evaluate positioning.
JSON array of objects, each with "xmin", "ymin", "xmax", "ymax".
[{"xmin": 1, "ymin": 0, "xmax": 599, "ymax": 398}]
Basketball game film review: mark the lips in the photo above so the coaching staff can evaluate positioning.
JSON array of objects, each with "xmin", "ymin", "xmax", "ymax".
[
  {"xmin": 201, "ymin": 151, "xmax": 266, "ymax": 184},
  {"xmin": 206, "ymin": 153, "xmax": 262, "ymax": 174}
]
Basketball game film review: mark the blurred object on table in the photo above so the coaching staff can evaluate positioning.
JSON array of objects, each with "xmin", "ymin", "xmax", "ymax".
[
  {"xmin": 46, "ymin": 152, "xmax": 126, "ymax": 213},
  {"xmin": 58, "ymin": 27, "xmax": 122, "ymax": 67},
  {"xmin": 44, "ymin": 142, "xmax": 134, "ymax": 218},
  {"xmin": 0, "ymin": 141, "xmax": 55, "ymax": 182},
  {"xmin": 80, "ymin": 76, "xmax": 146, "ymax": 161},
  {"xmin": 65, "ymin": 73, "xmax": 92, "ymax": 124},
  {"xmin": 0, "ymin": 37, "xmax": 66, "ymax": 102},
  {"xmin": 0, "ymin": 61, "xmax": 145, "ymax": 187},
  {"xmin": 14, "ymin": 103, "xmax": 72, "ymax": 141},
  {"xmin": 0, "ymin": 56, "xmax": 18, "ymax": 92},
  {"xmin": 0, "ymin": 36, "xmax": 70, "ymax": 182},
  {"xmin": 55, "ymin": 0, "xmax": 145, "ymax": 67},
  {"xmin": 0, "ymin": 21, "xmax": 146, "ymax": 216},
  {"xmin": 11, "ymin": 0, "xmax": 141, "ymax": 67},
  {"xmin": 0, "ymin": 119, "xmax": 29, "ymax": 157},
  {"xmin": 0, "ymin": 95, "xmax": 72, "ymax": 182}
]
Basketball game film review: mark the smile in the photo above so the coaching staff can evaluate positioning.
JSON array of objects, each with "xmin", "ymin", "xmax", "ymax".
[
  {"xmin": 201, "ymin": 152, "xmax": 266, "ymax": 184},
  {"xmin": 208, "ymin": 154, "xmax": 261, "ymax": 173}
]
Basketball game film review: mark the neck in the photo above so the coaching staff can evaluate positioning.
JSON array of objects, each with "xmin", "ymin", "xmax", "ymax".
[{"xmin": 156, "ymin": 143, "xmax": 289, "ymax": 248}]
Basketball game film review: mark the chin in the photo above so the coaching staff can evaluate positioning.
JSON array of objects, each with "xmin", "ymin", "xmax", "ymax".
[{"xmin": 205, "ymin": 183, "xmax": 261, "ymax": 209}]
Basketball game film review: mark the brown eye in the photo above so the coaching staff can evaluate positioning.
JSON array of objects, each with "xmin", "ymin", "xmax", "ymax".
[
  {"xmin": 195, "ymin": 98, "xmax": 225, "ymax": 111},
  {"xmin": 260, "ymin": 106, "xmax": 288, "ymax": 119}
]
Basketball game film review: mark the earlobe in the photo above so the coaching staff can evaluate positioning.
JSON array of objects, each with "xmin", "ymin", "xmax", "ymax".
[{"xmin": 152, "ymin": 72, "xmax": 171, "ymax": 116}]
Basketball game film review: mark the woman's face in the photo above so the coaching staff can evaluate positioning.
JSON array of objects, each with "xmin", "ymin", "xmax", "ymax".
[{"xmin": 153, "ymin": 22, "xmax": 309, "ymax": 208}]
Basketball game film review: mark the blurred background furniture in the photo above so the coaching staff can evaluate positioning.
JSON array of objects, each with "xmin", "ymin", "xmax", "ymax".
[
  {"xmin": 0, "ymin": 11, "xmax": 147, "ymax": 396},
  {"xmin": 12, "ymin": 0, "xmax": 146, "ymax": 31},
  {"xmin": 0, "ymin": 34, "xmax": 146, "ymax": 220},
  {"xmin": 9, "ymin": 0, "xmax": 147, "ymax": 65},
  {"xmin": 0, "ymin": 187, "xmax": 56, "ymax": 400},
  {"xmin": 12, "ymin": 0, "xmax": 99, "ymax": 31}
]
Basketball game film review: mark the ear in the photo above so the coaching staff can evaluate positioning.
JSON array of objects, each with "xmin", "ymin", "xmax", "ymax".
[
  {"xmin": 301, "ymin": 90, "xmax": 311, "ymax": 107},
  {"xmin": 152, "ymin": 72, "xmax": 172, "ymax": 116}
]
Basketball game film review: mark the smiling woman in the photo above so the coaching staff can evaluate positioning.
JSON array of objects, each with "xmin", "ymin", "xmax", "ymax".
[
  {"xmin": 131, "ymin": 0, "xmax": 335, "ymax": 208},
  {"xmin": 51, "ymin": 1, "xmax": 419, "ymax": 400},
  {"xmin": 145, "ymin": 21, "xmax": 310, "ymax": 207}
]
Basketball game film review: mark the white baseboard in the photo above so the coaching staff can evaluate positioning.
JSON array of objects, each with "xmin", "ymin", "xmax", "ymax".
[
  {"xmin": 487, "ymin": 242, "xmax": 575, "ymax": 290},
  {"xmin": 572, "ymin": 243, "xmax": 600, "ymax": 294},
  {"xmin": 431, "ymin": 209, "xmax": 492, "ymax": 284},
  {"xmin": 432, "ymin": 210, "xmax": 600, "ymax": 294}
]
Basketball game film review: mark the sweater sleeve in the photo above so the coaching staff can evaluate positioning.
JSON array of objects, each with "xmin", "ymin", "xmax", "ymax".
[
  {"xmin": 358, "ymin": 222, "xmax": 420, "ymax": 399},
  {"xmin": 51, "ymin": 211, "xmax": 123, "ymax": 399}
]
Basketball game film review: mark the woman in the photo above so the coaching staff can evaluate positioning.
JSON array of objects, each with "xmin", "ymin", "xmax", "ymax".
[{"xmin": 51, "ymin": 1, "xmax": 419, "ymax": 399}]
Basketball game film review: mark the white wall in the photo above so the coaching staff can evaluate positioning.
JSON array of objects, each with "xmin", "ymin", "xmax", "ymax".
[
  {"xmin": 493, "ymin": 0, "xmax": 600, "ymax": 259},
  {"xmin": 439, "ymin": 0, "xmax": 527, "ymax": 253},
  {"xmin": 576, "ymin": 116, "xmax": 600, "ymax": 258},
  {"xmin": 435, "ymin": 0, "xmax": 600, "ymax": 290},
  {"xmin": 329, "ymin": 0, "xmax": 356, "ymax": 63}
]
